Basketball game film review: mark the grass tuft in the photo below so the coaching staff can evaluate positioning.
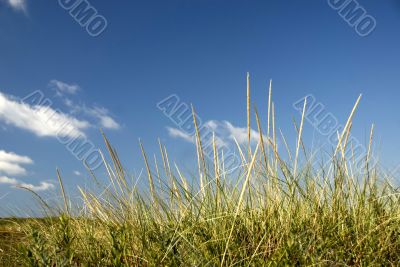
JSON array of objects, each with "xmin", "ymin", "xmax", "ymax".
[{"xmin": 3, "ymin": 77, "xmax": 400, "ymax": 266}]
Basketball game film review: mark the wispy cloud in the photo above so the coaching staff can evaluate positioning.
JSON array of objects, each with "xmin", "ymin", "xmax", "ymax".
[
  {"xmin": 74, "ymin": 170, "xmax": 82, "ymax": 176},
  {"xmin": 65, "ymin": 101, "xmax": 120, "ymax": 130},
  {"xmin": 52, "ymin": 80, "xmax": 121, "ymax": 130},
  {"xmin": 4, "ymin": 0, "xmax": 27, "ymax": 12},
  {"xmin": 0, "ymin": 150, "xmax": 33, "ymax": 176},
  {"xmin": 86, "ymin": 106, "xmax": 120, "ymax": 130},
  {"xmin": 0, "ymin": 176, "xmax": 54, "ymax": 191},
  {"xmin": 167, "ymin": 127, "xmax": 194, "ymax": 143},
  {"xmin": 0, "ymin": 91, "xmax": 90, "ymax": 138},
  {"xmin": 49, "ymin": 80, "xmax": 80, "ymax": 96}
]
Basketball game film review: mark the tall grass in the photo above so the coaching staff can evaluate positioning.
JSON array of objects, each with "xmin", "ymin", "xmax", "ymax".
[{"xmin": 17, "ymin": 78, "xmax": 400, "ymax": 266}]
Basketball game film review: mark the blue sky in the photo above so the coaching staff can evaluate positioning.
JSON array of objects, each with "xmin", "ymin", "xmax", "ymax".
[{"xmin": 1, "ymin": 0, "xmax": 400, "ymax": 215}]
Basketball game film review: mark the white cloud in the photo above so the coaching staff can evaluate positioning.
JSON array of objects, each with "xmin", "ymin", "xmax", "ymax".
[
  {"xmin": 49, "ymin": 80, "xmax": 80, "ymax": 96},
  {"xmin": 0, "ymin": 176, "xmax": 18, "ymax": 185},
  {"xmin": 0, "ymin": 150, "xmax": 32, "ymax": 164},
  {"xmin": 5, "ymin": 0, "xmax": 26, "ymax": 12},
  {"xmin": 204, "ymin": 120, "xmax": 219, "ymax": 130},
  {"xmin": 0, "ymin": 92, "xmax": 89, "ymax": 138},
  {"xmin": 0, "ymin": 150, "xmax": 33, "ymax": 176},
  {"xmin": 165, "ymin": 120, "xmax": 266, "ymax": 148},
  {"xmin": 88, "ymin": 107, "xmax": 120, "ymax": 130},
  {"xmin": 0, "ymin": 81, "xmax": 120, "ymax": 137},
  {"xmin": 223, "ymin": 121, "xmax": 265, "ymax": 145},
  {"xmin": 0, "ymin": 151, "xmax": 53, "ymax": 192},
  {"xmin": 167, "ymin": 127, "xmax": 194, "ymax": 143},
  {"xmin": 0, "ymin": 161, "xmax": 28, "ymax": 176},
  {"xmin": 19, "ymin": 181, "xmax": 54, "ymax": 191},
  {"xmin": 0, "ymin": 176, "xmax": 54, "ymax": 192},
  {"xmin": 74, "ymin": 170, "xmax": 82, "ymax": 176}
]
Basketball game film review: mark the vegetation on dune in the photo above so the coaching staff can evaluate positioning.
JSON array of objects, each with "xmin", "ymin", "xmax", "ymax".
[{"xmin": 3, "ymin": 77, "xmax": 400, "ymax": 266}]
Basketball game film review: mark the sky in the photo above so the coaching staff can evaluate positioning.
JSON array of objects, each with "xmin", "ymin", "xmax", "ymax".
[{"xmin": 1, "ymin": 0, "xmax": 400, "ymax": 216}]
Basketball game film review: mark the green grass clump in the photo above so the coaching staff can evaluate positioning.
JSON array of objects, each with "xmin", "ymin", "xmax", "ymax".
[{"xmin": 7, "ymin": 81, "xmax": 400, "ymax": 266}]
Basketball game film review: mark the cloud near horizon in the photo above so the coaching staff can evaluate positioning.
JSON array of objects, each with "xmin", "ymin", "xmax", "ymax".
[
  {"xmin": 0, "ymin": 150, "xmax": 54, "ymax": 192},
  {"xmin": 166, "ymin": 120, "xmax": 266, "ymax": 148},
  {"xmin": 0, "ymin": 150, "xmax": 33, "ymax": 176},
  {"xmin": 0, "ymin": 176, "xmax": 54, "ymax": 191}
]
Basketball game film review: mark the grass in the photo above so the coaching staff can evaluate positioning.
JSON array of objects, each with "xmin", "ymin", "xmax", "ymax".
[
  {"xmin": 0, "ymin": 218, "xmax": 28, "ymax": 266},
  {"xmin": 2, "ymin": 78, "xmax": 400, "ymax": 266}
]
